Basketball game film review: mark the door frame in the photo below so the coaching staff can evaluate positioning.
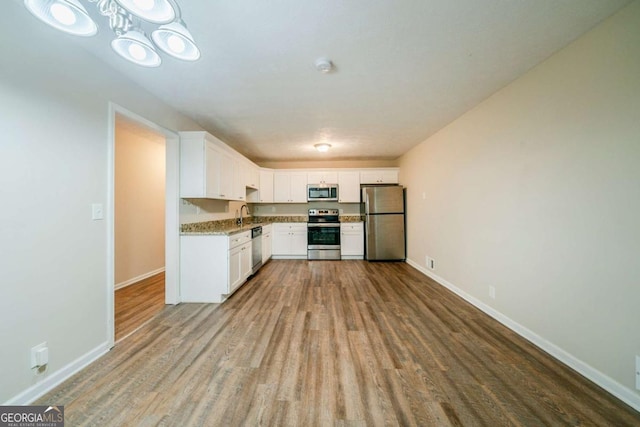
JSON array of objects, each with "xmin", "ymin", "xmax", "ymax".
[{"xmin": 106, "ymin": 103, "xmax": 181, "ymax": 348}]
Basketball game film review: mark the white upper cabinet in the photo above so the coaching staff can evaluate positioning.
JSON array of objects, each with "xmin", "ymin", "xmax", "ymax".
[
  {"xmin": 180, "ymin": 131, "xmax": 261, "ymax": 201},
  {"xmin": 274, "ymin": 171, "xmax": 308, "ymax": 203},
  {"xmin": 232, "ymin": 158, "xmax": 245, "ymax": 201},
  {"xmin": 181, "ymin": 132, "xmax": 233, "ymax": 199},
  {"xmin": 181, "ymin": 135, "xmax": 398, "ymax": 202},
  {"xmin": 259, "ymin": 169, "xmax": 274, "ymax": 203},
  {"xmin": 307, "ymin": 171, "xmax": 338, "ymax": 185},
  {"xmin": 359, "ymin": 169, "xmax": 399, "ymax": 184},
  {"xmin": 338, "ymin": 171, "xmax": 361, "ymax": 203},
  {"xmin": 245, "ymin": 162, "xmax": 260, "ymax": 189}
]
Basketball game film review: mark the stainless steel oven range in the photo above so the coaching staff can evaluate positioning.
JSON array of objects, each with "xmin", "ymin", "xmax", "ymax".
[{"xmin": 307, "ymin": 208, "xmax": 341, "ymax": 260}]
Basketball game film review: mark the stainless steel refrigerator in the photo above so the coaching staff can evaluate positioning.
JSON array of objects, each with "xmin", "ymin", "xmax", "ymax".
[{"xmin": 361, "ymin": 185, "xmax": 406, "ymax": 261}]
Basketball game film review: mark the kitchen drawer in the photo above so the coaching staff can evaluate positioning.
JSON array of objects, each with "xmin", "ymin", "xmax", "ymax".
[
  {"xmin": 340, "ymin": 222, "xmax": 363, "ymax": 232},
  {"xmin": 229, "ymin": 231, "xmax": 251, "ymax": 249}
]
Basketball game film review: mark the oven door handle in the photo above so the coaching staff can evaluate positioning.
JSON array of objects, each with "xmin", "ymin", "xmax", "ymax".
[{"xmin": 307, "ymin": 223, "xmax": 340, "ymax": 228}]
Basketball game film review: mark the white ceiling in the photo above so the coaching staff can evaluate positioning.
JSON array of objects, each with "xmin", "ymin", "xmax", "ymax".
[{"xmin": 17, "ymin": 0, "xmax": 632, "ymax": 162}]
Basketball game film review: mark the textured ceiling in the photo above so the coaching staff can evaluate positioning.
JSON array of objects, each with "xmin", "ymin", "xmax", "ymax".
[{"xmin": 15, "ymin": 0, "xmax": 632, "ymax": 162}]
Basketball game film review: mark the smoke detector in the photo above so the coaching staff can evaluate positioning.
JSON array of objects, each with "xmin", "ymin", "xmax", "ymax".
[{"xmin": 315, "ymin": 58, "xmax": 334, "ymax": 73}]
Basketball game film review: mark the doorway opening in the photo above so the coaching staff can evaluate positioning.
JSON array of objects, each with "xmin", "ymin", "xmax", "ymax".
[
  {"xmin": 108, "ymin": 105, "xmax": 180, "ymax": 347},
  {"xmin": 114, "ymin": 114, "xmax": 167, "ymax": 341}
]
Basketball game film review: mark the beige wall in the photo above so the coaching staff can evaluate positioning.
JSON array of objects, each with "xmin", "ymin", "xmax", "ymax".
[
  {"xmin": 399, "ymin": 2, "xmax": 640, "ymax": 405},
  {"xmin": 115, "ymin": 117, "xmax": 166, "ymax": 286}
]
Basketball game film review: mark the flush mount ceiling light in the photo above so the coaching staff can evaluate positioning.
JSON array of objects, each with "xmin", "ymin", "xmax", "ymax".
[
  {"xmin": 314, "ymin": 143, "xmax": 332, "ymax": 152},
  {"xmin": 315, "ymin": 57, "xmax": 334, "ymax": 74},
  {"xmin": 23, "ymin": 0, "xmax": 199, "ymax": 67}
]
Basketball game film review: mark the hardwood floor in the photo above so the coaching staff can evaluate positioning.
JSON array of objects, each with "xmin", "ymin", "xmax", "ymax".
[
  {"xmin": 115, "ymin": 272, "xmax": 165, "ymax": 342},
  {"xmin": 39, "ymin": 261, "xmax": 639, "ymax": 426}
]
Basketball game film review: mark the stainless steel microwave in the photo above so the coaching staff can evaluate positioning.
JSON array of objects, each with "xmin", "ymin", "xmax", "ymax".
[{"xmin": 307, "ymin": 184, "xmax": 338, "ymax": 202}]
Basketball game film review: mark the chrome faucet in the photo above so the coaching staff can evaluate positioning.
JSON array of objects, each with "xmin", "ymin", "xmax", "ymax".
[{"xmin": 238, "ymin": 204, "xmax": 250, "ymax": 227}]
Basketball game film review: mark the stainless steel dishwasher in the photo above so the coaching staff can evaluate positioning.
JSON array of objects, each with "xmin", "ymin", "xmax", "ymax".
[{"xmin": 251, "ymin": 226, "xmax": 263, "ymax": 274}]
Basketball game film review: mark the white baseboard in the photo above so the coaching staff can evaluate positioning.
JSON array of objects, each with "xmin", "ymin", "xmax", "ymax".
[
  {"xmin": 115, "ymin": 267, "xmax": 165, "ymax": 290},
  {"xmin": 405, "ymin": 258, "xmax": 640, "ymax": 413},
  {"xmin": 4, "ymin": 342, "xmax": 110, "ymax": 405}
]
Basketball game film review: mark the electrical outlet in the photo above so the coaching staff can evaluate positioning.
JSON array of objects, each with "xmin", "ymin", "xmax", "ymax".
[
  {"xmin": 489, "ymin": 286, "xmax": 496, "ymax": 299},
  {"xmin": 30, "ymin": 342, "xmax": 48, "ymax": 369},
  {"xmin": 636, "ymin": 355, "xmax": 640, "ymax": 390},
  {"xmin": 429, "ymin": 258, "xmax": 435, "ymax": 270}
]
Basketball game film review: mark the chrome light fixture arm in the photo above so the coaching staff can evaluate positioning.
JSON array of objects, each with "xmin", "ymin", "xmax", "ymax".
[{"xmin": 93, "ymin": 0, "xmax": 134, "ymax": 36}]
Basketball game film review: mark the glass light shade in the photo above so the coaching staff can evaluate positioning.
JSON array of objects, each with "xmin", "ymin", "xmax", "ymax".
[
  {"xmin": 111, "ymin": 30, "xmax": 161, "ymax": 67},
  {"xmin": 24, "ymin": 0, "xmax": 98, "ymax": 36},
  {"xmin": 151, "ymin": 21, "xmax": 200, "ymax": 61},
  {"xmin": 314, "ymin": 143, "xmax": 331, "ymax": 152},
  {"xmin": 115, "ymin": 0, "xmax": 176, "ymax": 24}
]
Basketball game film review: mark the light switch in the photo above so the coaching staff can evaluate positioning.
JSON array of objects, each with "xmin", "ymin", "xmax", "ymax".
[{"xmin": 92, "ymin": 204, "xmax": 104, "ymax": 220}]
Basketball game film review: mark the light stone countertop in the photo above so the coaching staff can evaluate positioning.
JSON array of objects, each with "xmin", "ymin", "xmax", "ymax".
[{"xmin": 180, "ymin": 215, "xmax": 364, "ymax": 235}]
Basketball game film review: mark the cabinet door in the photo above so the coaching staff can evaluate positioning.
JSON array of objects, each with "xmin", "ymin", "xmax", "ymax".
[
  {"xmin": 218, "ymin": 151, "xmax": 233, "ymax": 199},
  {"xmin": 322, "ymin": 171, "xmax": 338, "ymax": 184},
  {"xmin": 290, "ymin": 229, "xmax": 308, "ymax": 255},
  {"xmin": 272, "ymin": 226, "xmax": 290, "ymax": 255},
  {"xmin": 341, "ymin": 223, "xmax": 364, "ymax": 256},
  {"xmin": 338, "ymin": 171, "xmax": 361, "ymax": 203},
  {"xmin": 308, "ymin": 171, "xmax": 338, "ymax": 184},
  {"xmin": 259, "ymin": 170, "xmax": 274, "ymax": 203},
  {"xmin": 228, "ymin": 246, "xmax": 242, "ymax": 292},
  {"xmin": 233, "ymin": 158, "xmax": 245, "ymax": 201},
  {"xmin": 205, "ymin": 143, "xmax": 222, "ymax": 198},
  {"xmin": 180, "ymin": 136, "xmax": 207, "ymax": 197},
  {"xmin": 245, "ymin": 164, "xmax": 260, "ymax": 189},
  {"xmin": 262, "ymin": 232, "xmax": 272, "ymax": 263},
  {"xmin": 307, "ymin": 172, "xmax": 324, "ymax": 184},
  {"xmin": 380, "ymin": 170, "xmax": 399, "ymax": 184},
  {"xmin": 360, "ymin": 169, "xmax": 399, "ymax": 184},
  {"xmin": 273, "ymin": 173, "xmax": 291, "ymax": 202},
  {"xmin": 240, "ymin": 242, "xmax": 252, "ymax": 279},
  {"xmin": 289, "ymin": 172, "xmax": 308, "ymax": 202}
]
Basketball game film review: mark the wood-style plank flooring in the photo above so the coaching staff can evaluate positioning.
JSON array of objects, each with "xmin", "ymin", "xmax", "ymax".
[
  {"xmin": 114, "ymin": 272, "xmax": 165, "ymax": 342},
  {"xmin": 39, "ymin": 261, "xmax": 639, "ymax": 426}
]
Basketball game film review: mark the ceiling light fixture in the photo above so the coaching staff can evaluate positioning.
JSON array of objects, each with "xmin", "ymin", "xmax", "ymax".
[
  {"xmin": 315, "ymin": 57, "xmax": 334, "ymax": 74},
  {"xmin": 24, "ymin": 0, "xmax": 98, "ymax": 36},
  {"xmin": 23, "ymin": 0, "xmax": 200, "ymax": 67},
  {"xmin": 314, "ymin": 143, "xmax": 331, "ymax": 152}
]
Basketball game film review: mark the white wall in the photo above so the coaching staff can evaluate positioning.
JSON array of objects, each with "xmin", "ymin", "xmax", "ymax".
[
  {"xmin": 400, "ymin": 2, "xmax": 640, "ymax": 407},
  {"xmin": 115, "ymin": 118, "xmax": 166, "ymax": 286},
  {"xmin": 0, "ymin": 2, "xmax": 202, "ymax": 403}
]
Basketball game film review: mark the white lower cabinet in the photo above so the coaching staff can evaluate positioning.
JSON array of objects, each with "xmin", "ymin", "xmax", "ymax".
[
  {"xmin": 262, "ymin": 224, "xmax": 272, "ymax": 264},
  {"xmin": 272, "ymin": 223, "xmax": 307, "ymax": 258},
  {"xmin": 180, "ymin": 231, "xmax": 252, "ymax": 303},
  {"xmin": 340, "ymin": 222, "xmax": 364, "ymax": 259}
]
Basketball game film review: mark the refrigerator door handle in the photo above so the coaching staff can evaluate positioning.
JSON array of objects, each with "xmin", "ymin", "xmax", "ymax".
[{"xmin": 364, "ymin": 191, "xmax": 369, "ymax": 214}]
